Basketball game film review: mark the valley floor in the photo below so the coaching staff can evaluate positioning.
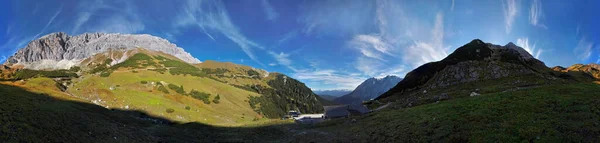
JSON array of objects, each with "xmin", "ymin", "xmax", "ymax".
[{"xmin": 3, "ymin": 81, "xmax": 600, "ymax": 142}]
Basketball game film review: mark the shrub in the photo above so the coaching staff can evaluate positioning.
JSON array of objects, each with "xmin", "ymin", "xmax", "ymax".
[
  {"xmin": 99, "ymin": 71, "xmax": 111, "ymax": 77},
  {"xmin": 69, "ymin": 66, "xmax": 81, "ymax": 72},
  {"xmin": 212, "ymin": 94, "xmax": 221, "ymax": 104},
  {"xmin": 14, "ymin": 69, "xmax": 78, "ymax": 79},
  {"xmin": 140, "ymin": 81, "xmax": 148, "ymax": 84},
  {"xmin": 166, "ymin": 108, "xmax": 175, "ymax": 113},
  {"xmin": 157, "ymin": 85, "xmax": 169, "ymax": 94},
  {"xmin": 168, "ymin": 84, "xmax": 186, "ymax": 95},
  {"xmin": 185, "ymin": 106, "xmax": 191, "ymax": 110},
  {"xmin": 247, "ymin": 69, "xmax": 261, "ymax": 78},
  {"xmin": 159, "ymin": 59, "xmax": 206, "ymax": 77},
  {"xmin": 189, "ymin": 90, "xmax": 211, "ymax": 104}
]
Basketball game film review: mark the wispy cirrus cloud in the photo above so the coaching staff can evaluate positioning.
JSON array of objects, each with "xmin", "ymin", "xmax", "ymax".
[
  {"xmin": 261, "ymin": 0, "xmax": 279, "ymax": 21},
  {"xmin": 268, "ymin": 51, "xmax": 297, "ymax": 71},
  {"xmin": 402, "ymin": 13, "xmax": 449, "ymax": 68},
  {"xmin": 529, "ymin": 0, "xmax": 547, "ymax": 29},
  {"xmin": 31, "ymin": 5, "xmax": 63, "ymax": 40},
  {"xmin": 516, "ymin": 37, "xmax": 543, "ymax": 59},
  {"xmin": 71, "ymin": 0, "xmax": 145, "ymax": 34},
  {"xmin": 574, "ymin": 38, "xmax": 594, "ymax": 61},
  {"xmin": 176, "ymin": 0, "xmax": 266, "ymax": 66},
  {"xmin": 298, "ymin": 0, "xmax": 376, "ymax": 36},
  {"xmin": 349, "ymin": 34, "xmax": 394, "ymax": 61},
  {"xmin": 502, "ymin": 0, "xmax": 518, "ymax": 34}
]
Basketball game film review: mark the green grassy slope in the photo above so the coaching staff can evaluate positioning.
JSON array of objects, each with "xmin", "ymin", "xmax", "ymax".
[
  {"xmin": 296, "ymin": 83, "xmax": 600, "ymax": 142},
  {"xmin": 0, "ymin": 84, "xmax": 299, "ymax": 142},
  {"xmin": 59, "ymin": 49, "xmax": 323, "ymax": 125}
]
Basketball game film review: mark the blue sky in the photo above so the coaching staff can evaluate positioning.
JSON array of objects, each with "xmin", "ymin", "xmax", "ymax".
[{"xmin": 1, "ymin": 0, "xmax": 599, "ymax": 90}]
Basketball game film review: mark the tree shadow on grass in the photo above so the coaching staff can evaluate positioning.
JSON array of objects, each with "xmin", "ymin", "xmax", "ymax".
[{"xmin": 0, "ymin": 84, "xmax": 293, "ymax": 142}]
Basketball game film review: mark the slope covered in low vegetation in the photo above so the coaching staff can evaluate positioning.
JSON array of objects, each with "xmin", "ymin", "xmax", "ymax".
[{"xmin": 295, "ymin": 83, "xmax": 600, "ymax": 142}]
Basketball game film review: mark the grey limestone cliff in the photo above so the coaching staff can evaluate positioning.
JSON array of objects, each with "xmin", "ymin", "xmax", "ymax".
[{"xmin": 5, "ymin": 32, "xmax": 201, "ymax": 69}]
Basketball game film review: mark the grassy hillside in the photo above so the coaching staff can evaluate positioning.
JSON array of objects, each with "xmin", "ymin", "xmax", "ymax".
[
  {"xmin": 0, "ymin": 49, "xmax": 325, "ymax": 125},
  {"xmin": 0, "ymin": 83, "xmax": 300, "ymax": 142},
  {"xmin": 295, "ymin": 83, "xmax": 600, "ymax": 142}
]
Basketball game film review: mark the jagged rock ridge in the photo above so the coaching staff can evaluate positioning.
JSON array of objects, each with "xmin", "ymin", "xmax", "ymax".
[
  {"xmin": 5, "ymin": 32, "xmax": 201, "ymax": 69},
  {"xmin": 376, "ymin": 39, "xmax": 552, "ymax": 104},
  {"xmin": 334, "ymin": 75, "xmax": 402, "ymax": 105}
]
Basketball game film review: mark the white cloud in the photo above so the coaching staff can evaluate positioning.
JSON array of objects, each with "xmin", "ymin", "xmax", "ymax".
[
  {"xmin": 31, "ymin": 5, "xmax": 63, "ymax": 40},
  {"xmin": 293, "ymin": 69, "xmax": 366, "ymax": 90},
  {"xmin": 451, "ymin": 0, "xmax": 455, "ymax": 11},
  {"xmin": 574, "ymin": 38, "xmax": 594, "ymax": 61},
  {"xmin": 355, "ymin": 57, "xmax": 405, "ymax": 78},
  {"xmin": 349, "ymin": 34, "xmax": 395, "ymax": 61},
  {"xmin": 268, "ymin": 63, "xmax": 277, "ymax": 66},
  {"xmin": 502, "ymin": 0, "xmax": 518, "ymax": 34},
  {"xmin": 177, "ymin": 0, "xmax": 266, "ymax": 66},
  {"xmin": 273, "ymin": 31, "xmax": 297, "ymax": 48},
  {"xmin": 91, "ymin": 15, "xmax": 145, "ymax": 34},
  {"xmin": 5, "ymin": 25, "xmax": 11, "ymax": 36},
  {"xmin": 529, "ymin": 0, "xmax": 547, "ymax": 29},
  {"xmin": 72, "ymin": 12, "xmax": 91, "ymax": 34},
  {"xmin": 516, "ymin": 37, "xmax": 543, "ymax": 59},
  {"xmin": 70, "ymin": 0, "xmax": 145, "ymax": 34},
  {"xmin": 269, "ymin": 52, "xmax": 292, "ymax": 67},
  {"xmin": 402, "ymin": 13, "xmax": 449, "ymax": 68},
  {"xmin": 261, "ymin": 0, "xmax": 279, "ymax": 21},
  {"xmin": 298, "ymin": 0, "xmax": 375, "ymax": 35}
]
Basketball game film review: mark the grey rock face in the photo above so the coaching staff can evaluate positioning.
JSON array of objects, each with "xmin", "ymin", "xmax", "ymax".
[
  {"xmin": 334, "ymin": 75, "xmax": 403, "ymax": 105},
  {"xmin": 5, "ymin": 32, "xmax": 201, "ymax": 68}
]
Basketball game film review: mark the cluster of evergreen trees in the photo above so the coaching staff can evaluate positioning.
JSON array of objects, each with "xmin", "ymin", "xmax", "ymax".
[
  {"xmin": 247, "ymin": 74, "xmax": 324, "ymax": 118},
  {"xmin": 13, "ymin": 66, "xmax": 80, "ymax": 80}
]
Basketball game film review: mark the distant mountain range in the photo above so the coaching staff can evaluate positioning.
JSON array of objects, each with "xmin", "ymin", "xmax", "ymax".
[
  {"xmin": 334, "ymin": 75, "xmax": 402, "ymax": 105},
  {"xmin": 313, "ymin": 89, "xmax": 352, "ymax": 100}
]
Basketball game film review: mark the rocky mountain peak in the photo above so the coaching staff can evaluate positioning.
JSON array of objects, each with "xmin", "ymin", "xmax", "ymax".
[
  {"xmin": 376, "ymin": 39, "xmax": 550, "ymax": 103},
  {"xmin": 5, "ymin": 32, "xmax": 201, "ymax": 70},
  {"xmin": 334, "ymin": 75, "xmax": 402, "ymax": 104}
]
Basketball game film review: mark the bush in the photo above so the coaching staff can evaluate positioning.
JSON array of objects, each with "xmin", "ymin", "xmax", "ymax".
[
  {"xmin": 168, "ymin": 84, "xmax": 186, "ymax": 95},
  {"xmin": 140, "ymin": 81, "xmax": 148, "ymax": 84},
  {"xmin": 247, "ymin": 69, "xmax": 261, "ymax": 78},
  {"xmin": 159, "ymin": 59, "xmax": 206, "ymax": 77},
  {"xmin": 189, "ymin": 90, "xmax": 211, "ymax": 104},
  {"xmin": 157, "ymin": 85, "xmax": 169, "ymax": 94},
  {"xmin": 185, "ymin": 106, "xmax": 191, "ymax": 110},
  {"xmin": 213, "ymin": 94, "xmax": 221, "ymax": 104},
  {"xmin": 14, "ymin": 69, "xmax": 79, "ymax": 79},
  {"xmin": 69, "ymin": 66, "xmax": 81, "ymax": 72},
  {"xmin": 99, "ymin": 71, "xmax": 111, "ymax": 77},
  {"xmin": 166, "ymin": 108, "xmax": 175, "ymax": 113}
]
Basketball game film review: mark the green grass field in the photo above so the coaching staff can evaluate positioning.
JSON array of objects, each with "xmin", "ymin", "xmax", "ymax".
[
  {"xmin": 67, "ymin": 69, "xmax": 265, "ymax": 126},
  {"xmin": 294, "ymin": 83, "xmax": 600, "ymax": 142}
]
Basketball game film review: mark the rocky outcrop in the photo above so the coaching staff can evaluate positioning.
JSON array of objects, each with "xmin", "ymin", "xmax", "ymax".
[
  {"xmin": 376, "ymin": 39, "xmax": 550, "ymax": 101},
  {"xmin": 552, "ymin": 63, "xmax": 600, "ymax": 79},
  {"xmin": 5, "ymin": 32, "xmax": 201, "ymax": 69}
]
